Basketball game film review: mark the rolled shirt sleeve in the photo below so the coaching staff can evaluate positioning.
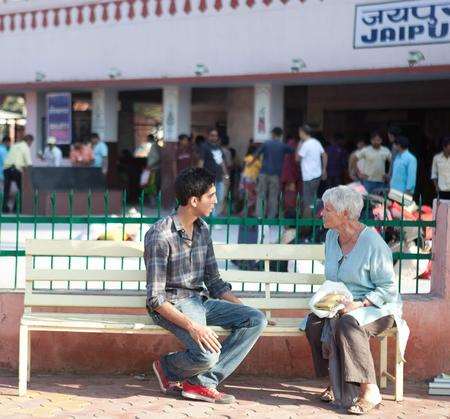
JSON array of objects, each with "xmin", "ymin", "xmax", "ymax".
[
  {"xmin": 431, "ymin": 155, "xmax": 438, "ymax": 180},
  {"xmin": 144, "ymin": 231, "xmax": 169, "ymax": 310},
  {"xmin": 204, "ymin": 237, "xmax": 231, "ymax": 299},
  {"xmin": 366, "ymin": 243, "xmax": 398, "ymax": 308}
]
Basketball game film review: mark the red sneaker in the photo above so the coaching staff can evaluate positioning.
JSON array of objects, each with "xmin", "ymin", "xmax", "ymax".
[
  {"xmin": 182, "ymin": 381, "xmax": 236, "ymax": 404},
  {"xmin": 152, "ymin": 360, "xmax": 182, "ymax": 394}
]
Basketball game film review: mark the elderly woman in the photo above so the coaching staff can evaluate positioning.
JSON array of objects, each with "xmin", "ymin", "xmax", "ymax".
[{"xmin": 305, "ymin": 185, "xmax": 405, "ymax": 415}]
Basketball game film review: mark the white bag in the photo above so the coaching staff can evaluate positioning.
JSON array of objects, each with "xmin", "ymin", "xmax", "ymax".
[{"xmin": 309, "ymin": 280, "xmax": 353, "ymax": 319}]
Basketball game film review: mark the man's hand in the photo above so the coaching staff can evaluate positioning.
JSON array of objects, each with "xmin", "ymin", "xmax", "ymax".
[
  {"xmin": 357, "ymin": 169, "xmax": 368, "ymax": 180},
  {"xmin": 188, "ymin": 323, "xmax": 222, "ymax": 353}
]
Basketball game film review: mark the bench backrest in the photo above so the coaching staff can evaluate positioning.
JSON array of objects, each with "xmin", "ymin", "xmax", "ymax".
[{"xmin": 24, "ymin": 239, "xmax": 325, "ymax": 313}]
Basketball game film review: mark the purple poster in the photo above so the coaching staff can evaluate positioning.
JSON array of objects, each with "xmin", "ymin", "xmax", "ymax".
[{"xmin": 46, "ymin": 93, "xmax": 72, "ymax": 145}]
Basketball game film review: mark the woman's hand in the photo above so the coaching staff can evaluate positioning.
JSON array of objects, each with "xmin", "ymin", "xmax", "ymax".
[{"xmin": 339, "ymin": 298, "xmax": 364, "ymax": 315}]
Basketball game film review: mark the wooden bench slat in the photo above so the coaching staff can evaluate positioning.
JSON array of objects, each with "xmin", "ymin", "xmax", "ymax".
[
  {"xmin": 26, "ymin": 268, "xmax": 325, "ymax": 286},
  {"xmin": 24, "ymin": 293, "xmax": 310, "ymax": 310},
  {"xmin": 26, "ymin": 240, "xmax": 325, "ymax": 261}
]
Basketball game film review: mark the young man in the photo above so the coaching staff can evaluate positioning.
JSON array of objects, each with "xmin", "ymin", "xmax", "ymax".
[
  {"xmin": 253, "ymin": 127, "xmax": 293, "ymax": 218},
  {"xmin": 431, "ymin": 136, "xmax": 450, "ymax": 200},
  {"xmin": 390, "ymin": 136, "xmax": 417, "ymax": 195},
  {"xmin": 145, "ymin": 167, "xmax": 267, "ymax": 404},
  {"xmin": 350, "ymin": 130, "xmax": 391, "ymax": 194},
  {"xmin": 296, "ymin": 124, "xmax": 327, "ymax": 216}
]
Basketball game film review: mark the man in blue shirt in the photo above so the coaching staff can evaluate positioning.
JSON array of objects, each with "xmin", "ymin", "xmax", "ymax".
[
  {"xmin": 390, "ymin": 136, "xmax": 417, "ymax": 195},
  {"xmin": 90, "ymin": 133, "xmax": 108, "ymax": 175},
  {"xmin": 253, "ymin": 127, "xmax": 293, "ymax": 218}
]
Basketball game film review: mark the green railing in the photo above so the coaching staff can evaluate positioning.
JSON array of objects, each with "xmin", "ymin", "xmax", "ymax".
[{"xmin": 0, "ymin": 190, "xmax": 435, "ymax": 294}]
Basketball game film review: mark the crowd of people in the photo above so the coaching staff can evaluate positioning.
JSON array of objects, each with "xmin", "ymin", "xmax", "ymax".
[
  {"xmin": 0, "ymin": 132, "xmax": 109, "ymax": 213},
  {"xmin": 160, "ymin": 123, "xmax": 450, "ymax": 219},
  {"xmin": 2, "ymin": 123, "xmax": 450, "ymax": 214}
]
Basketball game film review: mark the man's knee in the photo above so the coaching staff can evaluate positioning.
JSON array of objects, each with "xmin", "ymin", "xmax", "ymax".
[
  {"xmin": 335, "ymin": 314, "xmax": 359, "ymax": 339},
  {"xmin": 189, "ymin": 349, "xmax": 221, "ymax": 370},
  {"xmin": 247, "ymin": 309, "xmax": 268, "ymax": 331}
]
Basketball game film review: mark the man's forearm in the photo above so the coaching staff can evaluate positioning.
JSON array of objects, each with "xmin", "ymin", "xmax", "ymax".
[
  {"xmin": 154, "ymin": 301, "xmax": 195, "ymax": 332},
  {"xmin": 220, "ymin": 291, "xmax": 242, "ymax": 305}
]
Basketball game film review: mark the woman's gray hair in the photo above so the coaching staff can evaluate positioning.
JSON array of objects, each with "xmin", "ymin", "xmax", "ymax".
[{"xmin": 322, "ymin": 185, "xmax": 364, "ymax": 220}]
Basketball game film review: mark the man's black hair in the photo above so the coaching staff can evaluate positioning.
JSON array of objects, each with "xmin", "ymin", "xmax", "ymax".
[
  {"xmin": 299, "ymin": 124, "xmax": 314, "ymax": 136},
  {"xmin": 178, "ymin": 134, "xmax": 189, "ymax": 141},
  {"xmin": 147, "ymin": 134, "xmax": 156, "ymax": 142},
  {"xmin": 394, "ymin": 135, "xmax": 410, "ymax": 149},
  {"xmin": 2, "ymin": 135, "xmax": 11, "ymax": 143},
  {"xmin": 442, "ymin": 136, "xmax": 450, "ymax": 149},
  {"xmin": 387, "ymin": 125, "xmax": 402, "ymax": 137},
  {"xmin": 90, "ymin": 132, "xmax": 99, "ymax": 140},
  {"xmin": 271, "ymin": 127, "xmax": 283, "ymax": 137},
  {"xmin": 175, "ymin": 167, "xmax": 216, "ymax": 206},
  {"xmin": 370, "ymin": 129, "xmax": 383, "ymax": 139}
]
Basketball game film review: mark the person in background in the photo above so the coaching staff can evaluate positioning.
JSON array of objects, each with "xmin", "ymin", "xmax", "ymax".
[
  {"xmin": 2, "ymin": 134, "xmax": 33, "ymax": 213},
  {"xmin": 197, "ymin": 129, "xmax": 229, "ymax": 217},
  {"xmin": 386, "ymin": 125, "xmax": 402, "ymax": 183},
  {"xmin": 348, "ymin": 139, "xmax": 367, "ymax": 181},
  {"xmin": 220, "ymin": 135, "xmax": 234, "ymax": 214},
  {"xmin": 90, "ymin": 133, "xmax": 108, "ymax": 175},
  {"xmin": 431, "ymin": 136, "xmax": 450, "ymax": 200},
  {"xmin": 144, "ymin": 134, "xmax": 162, "ymax": 200},
  {"xmin": 70, "ymin": 140, "xmax": 94, "ymax": 166},
  {"xmin": 40, "ymin": 137, "xmax": 62, "ymax": 167},
  {"xmin": 390, "ymin": 136, "xmax": 417, "ymax": 195},
  {"xmin": 240, "ymin": 142, "xmax": 262, "ymax": 216},
  {"xmin": 281, "ymin": 135, "xmax": 300, "ymax": 212},
  {"xmin": 173, "ymin": 134, "xmax": 195, "ymax": 178},
  {"xmin": 0, "ymin": 136, "xmax": 11, "ymax": 190},
  {"xmin": 254, "ymin": 127, "xmax": 294, "ymax": 218},
  {"xmin": 296, "ymin": 124, "xmax": 327, "ymax": 217},
  {"xmin": 350, "ymin": 130, "xmax": 391, "ymax": 194},
  {"xmin": 325, "ymin": 133, "xmax": 349, "ymax": 189}
]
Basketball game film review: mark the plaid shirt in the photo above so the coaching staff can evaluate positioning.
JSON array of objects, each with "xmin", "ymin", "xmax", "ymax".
[{"xmin": 144, "ymin": 214, "xmax": 231, "ymax": 310}]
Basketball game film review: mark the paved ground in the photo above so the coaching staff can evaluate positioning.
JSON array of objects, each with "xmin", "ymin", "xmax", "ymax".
[{"xmin": 0, "ymin": 373, "xmax": 448, "ymax": 418}]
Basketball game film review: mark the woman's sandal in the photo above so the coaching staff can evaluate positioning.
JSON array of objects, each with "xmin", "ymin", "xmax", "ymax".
[
  {"xmin": 347, "ymin": 397, "xmax": 382, "ymax": 415},
  {"xmin": 320, "ymin": 387, "xmax": 335, "ymax": 403}
]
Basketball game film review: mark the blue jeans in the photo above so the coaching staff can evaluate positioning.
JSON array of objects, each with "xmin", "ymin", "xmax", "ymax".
[
  {"xmin": 150, "ymin": 296, "xmax": 267, "ymax": 388},
  {"xmin": 362, "ymin": 180, "xmax": 385, "ymax": 194}
]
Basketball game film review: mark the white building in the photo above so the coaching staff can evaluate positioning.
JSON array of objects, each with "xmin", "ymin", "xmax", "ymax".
[{"xmin": 1, "ymin": 0, "xmax": 450, "ymax": 203}]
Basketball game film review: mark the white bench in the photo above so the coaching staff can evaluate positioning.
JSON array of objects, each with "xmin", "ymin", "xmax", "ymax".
[{"xmin": 19, "ymin": 239, "xmax": 403, "ymax": 401}]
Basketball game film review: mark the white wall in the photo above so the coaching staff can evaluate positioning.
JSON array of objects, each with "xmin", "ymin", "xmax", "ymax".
[{"xmin": 1, "ymin": 0, "xmax": 449, "ymax": 85}]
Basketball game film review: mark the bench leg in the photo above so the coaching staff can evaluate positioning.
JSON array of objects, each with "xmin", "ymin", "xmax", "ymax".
[
  {"xmin": 379, "ymin": 336, "xmax": 388, "ymax": 389},
  {"xmin": 395, "ymin": 335, "xmax": 404, "ymax": 402},
  {"xmin": 18, "ymin": 325, "xmax": 29, "ymax": 396},
  {"xmin": 27, "ymin": 332, "xmax": 31, "ymax": 383}
]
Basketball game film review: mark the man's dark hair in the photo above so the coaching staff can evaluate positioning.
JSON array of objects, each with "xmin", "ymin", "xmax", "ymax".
[
  {"xmin": 370, "ymin": 129, "xmax": 383, "ymax": 140},
  {"xmin": 90, "ymin": 133, "xmax": 99, "ymax": 139},
  {"xmin": 23, "ymin": 134, "xmax": 34, "ymax": 143},
  {"xmin": 271, "ymin": 127, "xmax": 283, "ymax": 138},
  {"xmin": 147, "ymin": 134, "xmax": 156, "ymax": 143},
  {"xmin": 394, "ymin": 136, "xmax": 409, "ymax": 149},
  {"xmin": 2, "ymin": 135, "xmax": 11, "ymax": 144},
  {"xmin": 194, "ymin": 135, "xmax": 205, "ymax": 146},
  {"xmin": 175, "ymin": 167, "xmax": 216, "ymax": 206},
  {"xmin": 441, "ymin": 136, "xmax": 450, "ymax": 149},
  {"xmin": 300, "ymin": 124, "xmax": 314, "ymax": 136},
  {"xmin": 178, "ymin": 134, "xmax": 189, "ymax": 142},
  {"xmin": 387, "ymin": 125, "xmax": 402, "ymax": 137}
]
